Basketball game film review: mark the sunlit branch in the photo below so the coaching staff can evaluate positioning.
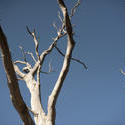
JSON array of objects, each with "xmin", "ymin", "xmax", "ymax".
[
  {"xmin": 26, "ymin": 26, "xmax": 40, "ymax": 60},
  {"xmin": 25, "ymin": 51, "xmax": 37, "ymax": 63},
  {"xmin": 0, "ymin": 25, "xmax": 34, "ymax": 125}
]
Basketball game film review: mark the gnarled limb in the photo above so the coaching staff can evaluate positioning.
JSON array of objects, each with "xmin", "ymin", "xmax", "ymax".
[{"xmin": 0, "ymin": 25, "xmax": 34, "ymax": 125}]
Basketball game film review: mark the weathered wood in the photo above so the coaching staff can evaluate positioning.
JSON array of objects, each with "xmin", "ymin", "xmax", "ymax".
[
  {"xmin": 0, "ymin": 26, "xmax": 34, "ymax": 125},
  {"xmin": 0, "ymin": 0, "xmax": 83, "ymax": 124}
]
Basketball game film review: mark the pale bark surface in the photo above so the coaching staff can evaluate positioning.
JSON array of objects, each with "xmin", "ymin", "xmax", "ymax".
[
  {"xmin": 0, "ymin": 26, "xmax": 34, "ymax": 125},
  {"xmin": 0, "ymin": 0, "xmax": 86, "ymax": 125}
]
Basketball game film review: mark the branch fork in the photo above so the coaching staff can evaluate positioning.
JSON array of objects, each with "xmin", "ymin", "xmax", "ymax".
[{"xmin": 0, "ymin": 0, "xmax": 86, "ymax": 125}]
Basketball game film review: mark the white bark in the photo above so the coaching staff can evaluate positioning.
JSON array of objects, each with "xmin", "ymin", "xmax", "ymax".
[
  {"xmin": 0, "ymin": 26, "xmax": 34, "ymax": 125},
  {"xmin": 24, "ymin": 74, "xmax": 45, "ymax": 124},
  {"xmin": 0, "ymin": 0, "xmax": 86, "ymax": 125}
]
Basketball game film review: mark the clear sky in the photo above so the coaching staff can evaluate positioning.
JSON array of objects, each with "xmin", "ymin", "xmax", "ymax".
[{"xmin": 0, "ymin": 0, "xmax": 125, "ymax": 125}]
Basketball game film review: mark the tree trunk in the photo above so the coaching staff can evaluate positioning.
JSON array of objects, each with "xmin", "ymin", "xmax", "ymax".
[{"xmin": 0, "ymin": 0, "xmax": 85, "ymax": 124}]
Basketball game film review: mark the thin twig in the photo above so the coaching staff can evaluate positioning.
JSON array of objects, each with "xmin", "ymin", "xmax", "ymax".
[
  {"xmin": 40, "ymin": 61, "xmax": 55, "ymax": 75},
  {"xmin": 30, "ymin": 28, "xmax": 67, "ymax": 75},
  {"xmin": 49, "ymin": 61, "xmax": 53, "ymax": 72},
  {"xmin": 19, "ymin": 46, "xmax": 27, "ymax": 62},
  {"xmin": 14, "ymin": 60, "xmax": 27, "ymax": 65},
  {"xmin": 26, "ymin": 26, "xmax": 33, "ymax": 36},
  {"xmin": 25, "ymin": 52, "xmax": 37, "ymax": 63},
  {"xmin": 53, "ymin": 22, "xmax": 58, "ymax": 33},
  {"xmin": 55, "ymin": 45, "xmax": 88, "ymax": 70},
  {"xmin": 29, "ymin": 0, "xmax": 81, "ymax": 76},
  {"xmin": 121, "ymin": 69, "xmax": 125, "ymax": 75},
  {"xmin": 70, "ymin": 0, "xmax": 81, "ymax": 18},
  {"xmin": 58, "ymin": 11, "xmax": 63, "ymax": 23},
  {"xmin": 26, "ymin": 26, "xmax": 40, "ymax": 60}
]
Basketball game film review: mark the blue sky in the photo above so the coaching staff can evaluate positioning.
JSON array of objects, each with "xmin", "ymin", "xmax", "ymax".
[{"xmin": 0, "ymin": 0, "xmax": 125, "ymax": 125}]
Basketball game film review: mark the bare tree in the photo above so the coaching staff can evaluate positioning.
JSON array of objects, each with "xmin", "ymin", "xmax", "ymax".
[{"xmin": 0, "ymin": 0, "xmax": 87, "ymax": 125}]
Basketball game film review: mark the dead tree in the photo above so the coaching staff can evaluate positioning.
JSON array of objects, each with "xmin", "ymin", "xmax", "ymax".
[{"xmin": 0, "ymin": 0, "xmax": 87, "ymax": 125}]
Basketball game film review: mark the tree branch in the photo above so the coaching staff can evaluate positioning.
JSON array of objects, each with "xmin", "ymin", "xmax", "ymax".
[
  {"xmin": 30, "ymin": 28, "xmax": 67, "ymax": 76},
  {"xmin": 0, "ymin": 25, "xmax": 34, "ymax": 125},
  {"xmin": 0, "ymin": 0, "xmax": 83, "ymax": 124},
  {"xmin": 47, "ymin": 0, "xmax": 76, "ymax": 123},
  {"xmin": 70, "ymin": 0, "xmax": 81, "ymax": 18},
  {"xmin": 121, "ymin": 69, "xmax": 125, "ymax": 75},
  {"xmin": 55, "ymin": 45, "xmax": 87, "ymax": 69},
  {"xmin": 19, "ymin": 46, "xmax": 27, "ymax": 62},
  {"xmin": 14, "ymin": 60, "xmax": 27, "ymax": 65},
  {"xmin": 26, "ymin": 26, "xmax": 40, "ymax": 60},
  {"xmin": 13, "ymin": 64, "xmax": 25, "ymax": 78},
  {"xmin": 25, "ymin": 51, "xmax": 37, "ymax": 63}
]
